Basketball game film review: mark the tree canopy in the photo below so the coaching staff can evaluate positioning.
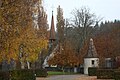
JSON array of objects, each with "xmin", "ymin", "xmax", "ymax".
[{"xmin": 0, "ymin": 0, "xmax": 48, "ymax": 67}]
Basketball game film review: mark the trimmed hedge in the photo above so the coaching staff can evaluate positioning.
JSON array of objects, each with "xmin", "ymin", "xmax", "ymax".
[
  {"xmin": 88, "ymin": 68, "xmax": 120, "ymax": 79},
  {"xmin": 114, "ymin": 70, "xmax": 120, "ymax": 80},
  {"xmin": 97, "ymin": 69, "xmax": 114, "ymax": 79},
  {"xmin": 88, "ymin": 67, "xmax": 97, "ymax": 76},
  {"xmin": 10, "ymin": 69, "xmax": 35, "ymax": 80},
  {"xmin": 0, "ymin": 69, "xmax": 48, "ymax": 80},
  {"xmin": 0, "ymin": 71, "xmax": 10, "ymax": 80},
  {"xmin": 35, "ymin": 69, "xmax": 48, "ymax": 77},
  {"xmin": 45, "ymin": 67, "xmax": 62, "ymax": 71}
]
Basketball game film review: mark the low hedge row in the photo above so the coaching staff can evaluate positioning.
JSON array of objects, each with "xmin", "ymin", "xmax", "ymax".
[
  {"xmin": 10, "ymin": 69, "xmax": 35, "ymax": 80},
  {"xmin": 88, "ymin": 67, "xmax": 97, "ymax": 76},
  {"xmin": 97, "ymin": 69, "xmax": 114, "ymax": 79},
  {"xmin": 0, "ymin": 71, "xmax": 10, "ymax": 80},
  {"xmin": 35, "ymin": 69, "xmax": 48, "ymax": 77},
  {"xmin": 114, "ymin": 70, "xmax": 120, "ymax": 80},
  {"xmin": 45, "ymin": 67, "xmax": 62, "ymax": 71},
  {"xmin": 0, "ymin": 69, "xmax": 48, "ymax": 80},
  {"xmin": 88, "ymin": 68, "xmax": 120, "ymax": 79}
]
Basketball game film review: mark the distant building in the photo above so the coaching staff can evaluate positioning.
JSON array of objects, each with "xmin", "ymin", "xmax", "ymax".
[
  {"xmin": 105, "ymin": 58, "xmax": 112, "ymax": 68},
  {"xmin": 84, "ymin": 38, "xmax": 99, "ymax": 74}
]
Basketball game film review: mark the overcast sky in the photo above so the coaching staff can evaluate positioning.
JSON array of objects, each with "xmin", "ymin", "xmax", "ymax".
[{"xmin": 43, "ymin": 0, "xmax": 120, "ymax": 28}]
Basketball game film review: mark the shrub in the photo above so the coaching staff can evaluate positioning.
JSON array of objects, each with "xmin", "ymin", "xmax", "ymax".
[
  {"xmin": 45, "ymin": 67, "xmax": 62, "ymax": 71},
  {"xmin": 88, "ymin": 67, "xmax": 97, "ymax": 76},
  {"xmin": 10, "ymin": 69, "xmax": 35, "ymax": 80},
  {"xmin": 0, "ymin": 71, "xmax": 10, "ymax": 80},
  {"xmin": 97, "ymin": 69, "xmax": 114, "ymax": 79},
  {"xmin": 114, "ymin": 70, "xmax": 120, "ymax": 80},
  {"xmin": 35, "ymin": 69, "xmax": 48, "ymax": 77}
]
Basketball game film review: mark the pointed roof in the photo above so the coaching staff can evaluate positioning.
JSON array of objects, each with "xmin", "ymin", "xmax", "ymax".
[
  {"xmin": 49, "ymin": 11, "xmax": 56, "ymax": 40},
  {"xmin": 84, "ymin": 38, "xmax": 98, "ymax": 58}
]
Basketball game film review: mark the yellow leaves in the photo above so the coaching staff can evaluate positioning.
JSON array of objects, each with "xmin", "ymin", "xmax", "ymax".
[
  {"xmin": 0, "ymin": 0, "xmax": 47, "ymax": 64},
  {"xmin": 27, "ymin": 53, "xmax": 38, "ymax": 62},
  {"xmin": 17, "ymin": 26, "xmax": 48, "ymax": 63},
  {"xmin": 4, "ymin": 0, "xmax": 9, "ymax": 4},
  {"xmin": 6, "ymin": 52, "xmax": 18, "ymax": 62}
]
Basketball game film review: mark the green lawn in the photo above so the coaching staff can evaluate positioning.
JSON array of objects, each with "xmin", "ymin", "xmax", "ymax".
[{"xmin": 47, "ymin": 71, "xmax": 76, "ymax": 76}]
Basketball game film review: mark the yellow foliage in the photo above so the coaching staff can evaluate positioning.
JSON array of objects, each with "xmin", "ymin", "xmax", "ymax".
[{"xmin": 0, "ymin": 0, "xmax": 48, "ymax": 63}]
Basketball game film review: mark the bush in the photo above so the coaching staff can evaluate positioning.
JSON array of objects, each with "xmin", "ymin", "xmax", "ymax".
[
  {"xmin": 114, "ymin": 70, "xmax": 120, "ymax": 80},
  {"xmin": 97, "ymin": 69, "xmax": 114, "ymax": 79},
  {"xmin": 88, "ymin": 67, "xmax": 97, "ymax": 76},
  {"xmin": 35, "ymin": 69, "xmax": 48, "ymax": 77},
  {"xmin": 0, "ymin": 71, "xmax": 10, "ymax": 80},
  {"xmin": 45, "ymin": 67, "xmax": 62, "ymax": 71},
  {"xmin": 10, "ymin": 69, "xmax": 35, "ymax": 80},
  {"xmin": 0, "ymin": 69, "xmax": 36, "ymax": 80}
]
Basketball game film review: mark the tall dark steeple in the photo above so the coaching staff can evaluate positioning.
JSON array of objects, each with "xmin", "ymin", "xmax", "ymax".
[
  {"xmin": 49, "ymin": 11, "xmax": 56, "ymax": 42},
  {"xmin": 48, "ymin": 10, "xmax": 56, "ymax": 51}
]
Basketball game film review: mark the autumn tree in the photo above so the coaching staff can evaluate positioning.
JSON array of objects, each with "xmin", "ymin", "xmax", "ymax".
[
  {"xmin": 18, "ymin": 0, "xmax": 48, "ymax": 69},
  {"xmin": 0, "ymin": 0, "xmax": 48, "ymax": 69},
  {"xmin": 93, "ymin": 20, "xmax": 120, "ymax": 67},
  {"xmin": 0, "ymin": 0, "xmax": 33, "ymax": 62},
  {"xmin": 48, "ymin": 40, "xmax": 79, "ymax": 70},
  {"xmin": 35, "ymin": 6, "xmax": 49, "ymax": 68}
]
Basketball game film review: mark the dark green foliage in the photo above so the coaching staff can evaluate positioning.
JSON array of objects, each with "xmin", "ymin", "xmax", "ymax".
[
  {"xmin": 88, "ymin": 67, "xmax": 97, "ymax": 76},
  {"xmin": 0, "ymin": 69, "xmax": 47, "ymax": 80},
  {"xmin": 35, "ymin": 69, "xmax": 48, "ymax": 77},
  {"xmin": 10, "ymin": 69, "xmax": 35, "ymax": 80},
  {"xmin": 45, "ymin": 67, "xmax": 62, "ymax": 71},
  {"xmin": 97, "ymin": 69, "xmax": 114, "ymax": 79},
  {"xmin": 0, "ymin": 71, "xmax": 10, "ymax": 80},
  {"xmin": 114, "ymin": 70, "xmax": 120, "ymax": 80}
]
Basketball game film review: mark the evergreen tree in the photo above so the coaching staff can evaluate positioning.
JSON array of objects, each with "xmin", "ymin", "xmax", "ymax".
[{"xmin": 57, "ymin": 5, "xmax": 64, "ymax": 43}]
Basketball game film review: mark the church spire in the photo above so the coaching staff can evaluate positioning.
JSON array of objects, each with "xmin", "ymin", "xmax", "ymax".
[{"xmin": 49, "ymin": 11, "xmax": 56, "ymax": 42}]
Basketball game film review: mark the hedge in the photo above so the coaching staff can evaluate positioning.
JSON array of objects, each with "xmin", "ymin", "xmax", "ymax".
[
  {"xmin": 0, "ymin": 69, "xmax": 48, "ymax": 80},
  {"xmin": 10, "ymin": 69, "xmax": 35, "ymax": 80},
  {"xmin": 97, "ymin": 69, "xmax": 114, "ymax": 79},
  {"xmin": 114, "ymin": 70, "xmax": 120, "ymax": 80},
  {"xmin": 88, "ymin": 67, "xmax": 97, "ymax": 76},
  {"xmin": 35, "ymin": 69, "xmax": 48, "ymax": 77},
  {"xmin": 88, "ymin": 68, "xmax": 120, "ymax": 79},
  {"xmin": 0, "ymin": 71, "xmax": 10, "ymax": 80},
  {"xmin": 45, "ymin": 67, "xmax": 62, "ymax": 71}
]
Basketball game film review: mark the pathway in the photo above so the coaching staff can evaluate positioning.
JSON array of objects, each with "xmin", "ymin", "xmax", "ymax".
[{"xmin": 36, "ymin": 75, "xmax": 97, "ymax": 80}]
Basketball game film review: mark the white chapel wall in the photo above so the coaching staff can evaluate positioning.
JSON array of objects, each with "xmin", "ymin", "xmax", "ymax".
[{"xmin": 84, "ymin": 58, "xmax": 99, "ymax": 74}]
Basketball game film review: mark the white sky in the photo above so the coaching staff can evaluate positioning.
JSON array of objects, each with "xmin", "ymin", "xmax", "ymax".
[{"xmin": 43, "ymin": 0, "xmax": 120, "ymax": 28}]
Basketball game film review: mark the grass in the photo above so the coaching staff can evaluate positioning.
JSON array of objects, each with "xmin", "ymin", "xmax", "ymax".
[{"xmin": 47, "ymin": 71, "xmax": 77, "ymax": 76}]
